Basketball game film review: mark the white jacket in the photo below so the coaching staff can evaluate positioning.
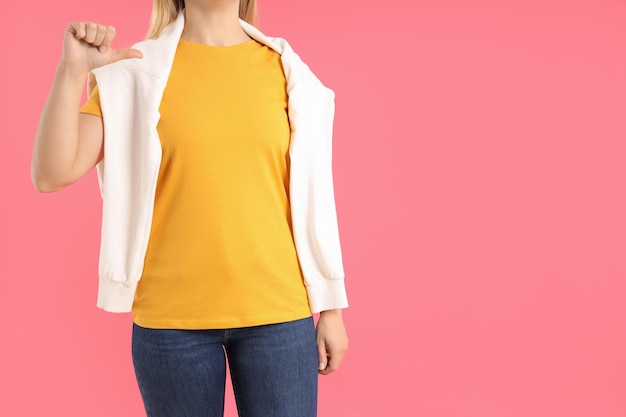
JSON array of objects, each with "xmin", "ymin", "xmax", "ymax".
[{"xmin": 90, "ymin": 12, "xmax": 348, "ymax": 314}]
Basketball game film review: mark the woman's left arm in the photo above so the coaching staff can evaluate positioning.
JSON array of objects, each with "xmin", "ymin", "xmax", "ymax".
[{"xmin": 316, "ymin": 309, "xmax": 348, "ymax": 375}]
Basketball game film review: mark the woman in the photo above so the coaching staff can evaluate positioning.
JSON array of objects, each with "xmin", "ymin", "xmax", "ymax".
[{"xmin": 31, "ymin": 0, "xmax": 349, "ymax": 416}]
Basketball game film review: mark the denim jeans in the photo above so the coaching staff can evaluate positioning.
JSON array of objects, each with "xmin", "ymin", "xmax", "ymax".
[{"xmin": 131, "ymin": 316, "xmax": 318, "ymax": 417}]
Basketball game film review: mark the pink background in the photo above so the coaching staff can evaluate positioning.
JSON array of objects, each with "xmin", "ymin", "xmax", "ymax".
[{"xmin": 2, "ymin": 0, "xmax": 626, "ymax": 416}]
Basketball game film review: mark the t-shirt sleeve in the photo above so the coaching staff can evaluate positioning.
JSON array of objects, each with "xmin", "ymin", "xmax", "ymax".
[{"xmin": 79, "ymin": 83, "xmax": 102, "ymax": 117}]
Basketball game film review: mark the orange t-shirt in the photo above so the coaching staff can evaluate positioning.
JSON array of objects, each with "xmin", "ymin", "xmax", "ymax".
[{"xmin": 80, "ymin": 38, "xmax": 311, "ymax": 329}]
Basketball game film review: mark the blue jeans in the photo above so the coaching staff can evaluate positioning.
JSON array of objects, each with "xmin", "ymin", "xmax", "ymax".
[{"xmin": 131, "ymin": 316, "xmax": 318, "ymax": 417}]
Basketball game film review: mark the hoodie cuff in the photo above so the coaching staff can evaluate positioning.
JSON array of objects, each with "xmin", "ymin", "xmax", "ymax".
[
  {"xmin": 306, "ymin": 278, "xmax": 349, "ymax": 313},
  {"xmin": 96, "ymin": 278, "xmax": 137, "ymax": 313}
]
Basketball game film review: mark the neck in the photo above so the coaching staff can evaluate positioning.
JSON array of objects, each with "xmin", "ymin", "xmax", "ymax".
[{"xmin": 182, "ymin": 0, "xmax": 251, "ymax": 46}]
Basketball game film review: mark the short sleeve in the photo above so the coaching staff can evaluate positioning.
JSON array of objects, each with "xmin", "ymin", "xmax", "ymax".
[{"xmin": 79, "ymin": 83, "xmax": 103, "ymax": 118}]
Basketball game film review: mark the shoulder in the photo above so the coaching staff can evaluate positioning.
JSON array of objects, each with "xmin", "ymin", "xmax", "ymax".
[
  {"xmin": 258, "ymin": 32, "xmax": 334, "ymax": 98},
  {"xmin": 286, "ymin": 46, "xmax": 336, "ymax": 100},
  {"xmin": 241, "ymin": 21, "xmax": 329, "ymax": 85}
]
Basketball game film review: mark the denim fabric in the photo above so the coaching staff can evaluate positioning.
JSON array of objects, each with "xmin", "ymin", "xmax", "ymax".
[{"xmin": 131, "ymin": 316, "xmax": 318, "ymax": 417}]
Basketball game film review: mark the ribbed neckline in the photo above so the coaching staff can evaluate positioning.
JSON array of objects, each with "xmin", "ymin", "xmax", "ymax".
[{"xmin": 178, "ymin": 38, "xmax": 259, "ymax": 53}]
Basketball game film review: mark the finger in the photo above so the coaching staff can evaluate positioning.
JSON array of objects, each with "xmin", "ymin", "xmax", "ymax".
[
  {"xmin": 326, "ymin": 350, "xmax": 344, "ymax": 373},
  {"xmin": 318, "ymin": 359, "xmax": 331, "ymax": 375},
  {"xmin": 92, "ymin": 24, "xmax": 108, "ymax": 47},
  {"xmin": 110, "ymin": 48, "xmax": 144, "ymax": 63},
  {"xmin": 319, "ymin": 341, "xmax": 348, "ymax": 375},
  {"xmin": 317, "ymin": 340, "xmax": 328, "ymax": 372},
  {"xmin": 98, "ymin": 26, "xmax": 116, "ymax": 53},
  {"xmin": 83, "ymin": 22, "xmax": 98, "ymax": 44},
  {"xmin": 67, "ymin": 22, "xmax": 86, "ymax": 40},
  {"xmin": 319, "ymin": 350, "xmax": 337, "ymax": 375}
]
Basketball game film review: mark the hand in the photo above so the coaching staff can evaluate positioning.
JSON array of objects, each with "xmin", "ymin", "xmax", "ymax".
[
  {"xmin": 316, "ymin": 309, "xmax": 348, "ymax": 375},
  {"xmin": 61, "ymin": 22, "xmax": 143, "ymax": 74}
]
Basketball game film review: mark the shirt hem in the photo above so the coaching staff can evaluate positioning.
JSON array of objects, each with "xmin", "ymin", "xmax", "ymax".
[{"xmin": 131, "ymin": 310, "xmax": 313, "ymax": 330}]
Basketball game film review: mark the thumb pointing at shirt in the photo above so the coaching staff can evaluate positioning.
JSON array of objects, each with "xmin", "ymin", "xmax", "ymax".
[{"xmin": 63, "ymin": 22, "xmax": 143, "ymax": 73}]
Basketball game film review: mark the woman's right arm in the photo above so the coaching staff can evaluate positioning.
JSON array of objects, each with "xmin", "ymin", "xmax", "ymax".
[{"xmin": 31, "ymin": 22, "xmax": 142, "ymax": 192}]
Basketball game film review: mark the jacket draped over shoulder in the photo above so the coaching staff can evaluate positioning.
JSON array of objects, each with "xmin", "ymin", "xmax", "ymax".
[{"xmin": 90, "ymin": 11, "xmax": 348, "ymax": 314}]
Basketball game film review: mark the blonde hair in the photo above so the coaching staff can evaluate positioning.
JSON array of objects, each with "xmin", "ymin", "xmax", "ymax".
[{"xmin": 146, "ymin": 0, "xmax": 258, "ymax": 39}]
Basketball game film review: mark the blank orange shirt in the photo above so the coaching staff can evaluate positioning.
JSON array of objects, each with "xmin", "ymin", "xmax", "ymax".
[{"xmin": 80, "ymin": 38, "xmax": 311, "ymax": 329}]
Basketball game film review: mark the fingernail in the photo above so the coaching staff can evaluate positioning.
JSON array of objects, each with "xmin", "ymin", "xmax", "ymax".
[{"xmin": 318, "ymin": 362, "xmax": 326, "ymax": 371}]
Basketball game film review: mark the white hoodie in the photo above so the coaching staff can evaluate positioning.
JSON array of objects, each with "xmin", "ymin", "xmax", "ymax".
[{"xmin": 89, "ymin": 11, "xmax": 348, "ymax": 314}]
